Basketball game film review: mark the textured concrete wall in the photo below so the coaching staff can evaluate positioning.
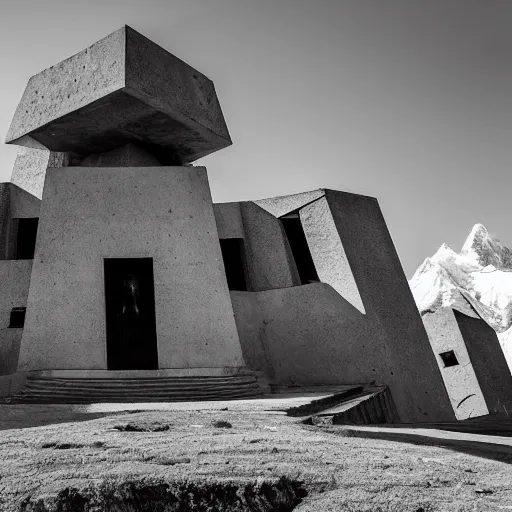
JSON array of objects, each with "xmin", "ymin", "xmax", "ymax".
[
  {"xmin": 18, "ymin": 166, "xmax": 245, "ymax": 372},
  {"xmin": 233, "ymin": 282, "xmax": 455, "ymax": 422},
  {"xmin": 239, "ymin": 202, "xmax": 299, "ymax": 291},
  {"xmin": 230, "ymin": 291, "xmax": 274, "ymax": 378},
  {"xmin": 9, "ymin": 184, "xmax": 40, "ymax": 218},
  {"xmin": 0, "ymin": 260, "xmax": 33, "ymax": 375},
  {"xmin": 422, "ymin": 308, "xmax": 488, "ymax": 420},
  {"xmin": 454, "ymin": 311, "xmax": 512, "ymax": 415},
  {"xmin": 213, "ymin": 202, "xmax": 244, "ymax": 240}
]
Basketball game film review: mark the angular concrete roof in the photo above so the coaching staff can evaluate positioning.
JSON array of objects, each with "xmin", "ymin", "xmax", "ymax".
[{"xmin": 6, "ymin": 26, "xmax": 231, "ymax": 163}]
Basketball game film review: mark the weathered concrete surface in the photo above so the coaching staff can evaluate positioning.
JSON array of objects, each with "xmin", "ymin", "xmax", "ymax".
[
  {"xmin": 239, "ymin": 202, "xmax": 299, "ymax": 291},
  {"xmin": 454, "ymin": 310, "xmax": 512, "ymax": 415},
  {"xmin": 18, "ymin": 166, "xmax": 245, "ymax": 372},
  {"xmin": 6, "ymin": 26, "xmax": 231, "ymax": 163},
  {"xmin": 254, "ymin": 189, "xmax": 325, "ymax": 218},
  {"xmin": 213, "ymin": 202, "xmax": 245, "ymax": 240},
  {"xmin": 422, "ymin": 308, "xmax": 488, "ymax": 420},
  {"xmin": 0, "ymin": 183, "xmax": 41, "ymax": 259},
  {"xmin": 0, "ymin": 260, "xmax": 33, "ymax": 375},
  {"xmin": 230, "ymin": 291, "xmax": 274, "ymax": 379},
  {"xmin": 300, "ymin": 197, "xmax": 365, "ymax": 313},
  {"xmin": 233, "ymin": 283, "xmax": 455, "ymax": 423},
  {"xmin": 10, "ymin": 136, "xmax": 68, "ymax": 199}
]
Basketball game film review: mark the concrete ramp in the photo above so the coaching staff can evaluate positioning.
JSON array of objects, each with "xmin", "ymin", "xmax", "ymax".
[{"xmin": 310, "ymin": 386, "xmax": 400, "ymax": 425}]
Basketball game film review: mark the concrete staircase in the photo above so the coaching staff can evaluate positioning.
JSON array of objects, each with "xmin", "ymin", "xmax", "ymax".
[{"xmin": 3, "ymin": 374, "xmax": 269, "ymax": 404}]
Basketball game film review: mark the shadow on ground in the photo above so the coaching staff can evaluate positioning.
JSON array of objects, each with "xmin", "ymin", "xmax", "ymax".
[
  {"xmin": 0, "ymin": 405, "xmax": 140, "ymax": 430},
  {"xmin": 329, "ymin": 426, "xmax": 512, "ymax": 465}
]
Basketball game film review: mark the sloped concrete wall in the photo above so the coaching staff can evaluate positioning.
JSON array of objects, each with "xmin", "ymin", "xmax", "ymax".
[
  {"xmin": 18, "ymin": 166, "xmax": 245, "ymax": 372},
  {"xmin": 322, "ymin": 190, "xmax": 455, "ymax": 421},
  {"xmin": 300, "ymin": 196, "xmax": 365, "ymax": 313},
  {"xmin": 454, "ymin": 311, "xmax": 512, "ymax": 415},
  {"xmin": 0, "ymin": 260, "xmax": 33, "ymax": 375}
]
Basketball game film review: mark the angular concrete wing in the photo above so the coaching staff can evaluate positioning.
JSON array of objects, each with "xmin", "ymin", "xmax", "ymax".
[
  {"xmin": 6, "ymin": 26, "xmax": 231, "ymax": 163},
  {"xmin": 300, "ymin": 197, "xmax": 366, "ymax": 314}
]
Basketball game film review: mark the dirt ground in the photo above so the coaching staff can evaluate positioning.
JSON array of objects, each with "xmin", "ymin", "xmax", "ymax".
[{"xmin": 0, "ymin": 394, "xmax": 511, "ymax": 511}]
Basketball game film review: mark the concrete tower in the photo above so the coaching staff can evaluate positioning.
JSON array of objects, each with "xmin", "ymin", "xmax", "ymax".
[{"xmin": 5, "ymin": 26, "xmax": 253, "ymax": 389}]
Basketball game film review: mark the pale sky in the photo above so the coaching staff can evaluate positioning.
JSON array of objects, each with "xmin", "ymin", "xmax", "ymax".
[{"xmin": 1, "ymin": 0, "xmax": 512, "ymax": 277}]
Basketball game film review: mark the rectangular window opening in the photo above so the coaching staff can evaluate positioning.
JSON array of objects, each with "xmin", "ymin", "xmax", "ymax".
[
  {"xmin": 439, "ymin": 350, "xmax": 459, "ymax": 368},
  {"xmin": 14, "ymin": 218, "xmax": 39, "ymax": 260},
  {"xmin": 9, "ymin": 307, "xmax": 26, "ymax": 328},
  {"xmin": 280, "ymin": 213, "xmax": 319, "ymax": 285},
  {"xmin": 220, "ymin": 238, "xmax": 248, "ymax": 291}
]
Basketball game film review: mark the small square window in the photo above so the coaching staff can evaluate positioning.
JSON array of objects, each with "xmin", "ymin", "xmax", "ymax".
[
  {"xmin": 439, "ymin": 350, "xmax": 459, "ymax": 368},
  {"xmin": 9, "ymin": 307, "xmax": 26, "ymax": 328}
]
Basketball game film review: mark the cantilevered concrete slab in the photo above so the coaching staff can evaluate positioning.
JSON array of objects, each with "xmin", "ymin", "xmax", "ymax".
[{"xmin": 6, "ymin": 26, "xmax": 231, "ymax": 163}]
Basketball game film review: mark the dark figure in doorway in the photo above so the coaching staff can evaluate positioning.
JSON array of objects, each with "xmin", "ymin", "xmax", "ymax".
[{"xmin": 122, "ymin": 274, "xmax": 140, "ymax": 317}]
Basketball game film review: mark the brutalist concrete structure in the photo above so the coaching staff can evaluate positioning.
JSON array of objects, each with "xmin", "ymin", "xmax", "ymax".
[
  {"xmin": 0, "ymin": 26, "xmax": 459, "ymax": 422},
  {"xmin": 423, "ymin": 307, "xmax": 512, "ymax": 419}
]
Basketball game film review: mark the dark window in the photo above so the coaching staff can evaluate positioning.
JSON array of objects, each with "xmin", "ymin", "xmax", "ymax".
[
  {"xmin": 9, "ymin": 307, "xmax": 26, "ymax": 328},
  {"xmin": 439, "ymin": 350, "xmax": 459, "ymax": 368},
  {"xmin": 15, "ymin": 218, "xmax": 39, "ymax": 259},
  {"xmin": 220, "ymin": 238, "xmax": 248, "ymax": 291},
  {"xmin": 281, "ymin": 213, "xmax": 319, "ymax": 285}
]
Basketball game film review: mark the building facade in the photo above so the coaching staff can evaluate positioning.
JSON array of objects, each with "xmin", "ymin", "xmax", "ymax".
[{"xmin": 0, "ymin": 26, "xmax": 461, "ymax": 423}]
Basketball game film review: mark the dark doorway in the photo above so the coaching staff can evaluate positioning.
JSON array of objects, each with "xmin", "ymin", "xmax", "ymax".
[
  {"xmin": 281, "ymin": 213, "xmax": 319, "ymax": 285},
  {"xmin": 104, "ymin": 258, "xmax": 158, "ymax": 370},
  {"xmin": 14, "ymin": 218, "xmax": 39, "ymax": 259},
  {"xmin": 220, "ymin": 238, "xmax": 248, "ymax": 291}
]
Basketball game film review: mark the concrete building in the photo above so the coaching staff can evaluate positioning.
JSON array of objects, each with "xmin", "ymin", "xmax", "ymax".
[{"xmin": 0, "ymin": 26, "xmax": 459, "ymax": 422}]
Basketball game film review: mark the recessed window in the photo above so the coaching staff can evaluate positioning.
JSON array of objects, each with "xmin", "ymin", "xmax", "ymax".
[
  {"xmin": 220, "ymin": 238, "xmax": 248, "ymax": 291},
  {"xmin": 9, "ymin": 307, "xmax": 26, "ymax": 328},
  {"xmin": 280, "ymin": 213, "xmax": 319, "ymax": 285},
  {"xmin": 439, "ymin": 350, "xmax": 459, "ymax": 368},
  {"xmin": 14, "ymin": 218, "xmax": 39, "ymax": 259}
]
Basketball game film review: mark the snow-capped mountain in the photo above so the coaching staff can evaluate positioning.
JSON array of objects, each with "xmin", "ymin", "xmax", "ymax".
[{"xmin": 409, "ymin": 224, "xmax": 512, "ymax": 369}]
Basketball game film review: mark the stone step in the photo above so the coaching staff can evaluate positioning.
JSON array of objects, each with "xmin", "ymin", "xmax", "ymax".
[
  {"xmin": 21, "ymin": 385, "xmax": 261, "ymax": 395},
  {"xmin": 23, "ymin": 377, "xmax": 258, "ymax": 388},
  {"xmin": 5, "ymin": 374, "xmax": 267, "ymax": 404}
]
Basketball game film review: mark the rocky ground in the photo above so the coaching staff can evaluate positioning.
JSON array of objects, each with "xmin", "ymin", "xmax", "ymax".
[{"xmin": 0, "ymin": 395, "xmax": 511, "ymax": 511}]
